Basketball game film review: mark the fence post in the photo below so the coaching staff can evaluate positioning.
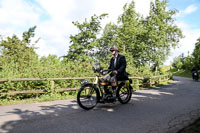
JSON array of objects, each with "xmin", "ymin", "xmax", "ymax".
[
  {"xmin": 50, "ymin": 80, "xmax": 55, "ymax": 93},
  {"xmin": 158, "ymin": 77, "xmax": 160, "ymax": 84},
  {"xmin": 149, "ymin": 78, "xmax": 152, "ymax": 87}
]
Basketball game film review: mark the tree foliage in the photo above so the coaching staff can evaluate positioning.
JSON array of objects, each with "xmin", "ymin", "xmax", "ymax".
[
  {"xmin": 0, "ymin": 26, "xmax": 38, "ymax": 71},
  {"xmin": 65, "ymin": 0, "xmax": 183, "ymax": 69},
  {"xmin": 97, "ymin": 23, "xmax": 118, "ymax": 63},
  {"xmin": 117, "ymin": 1, "xmax": 145, "ymax": 66},
  {"xmin": 65, "ymin": 14, "xmax": 108, "ymax": 62},
  {"xmin": 143, "ymin": 0, "xmax": 183, "ymax": 69},
  {"xmin": 192, "ymin": 37, "xmax": 200, "ymax": 70},
  {"xmin": 172, "ymin": 52, "xmax": 194, "ymax": 71},
  {"xmin": 172, "ymin": 54, "xmax": 184, "ymax": 70},
  {"xmin": 172, "ymin": 37, "xmax": 200, "ymax": 72}
]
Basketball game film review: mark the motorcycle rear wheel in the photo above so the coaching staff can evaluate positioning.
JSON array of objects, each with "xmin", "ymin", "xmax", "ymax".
[
  {"xmin": 116, "ymin": 85, "xmax": 132, "ymax": 104},
  {"xmin": 77, "ymin": 85, "xmax": 98, "ymax": 110}
]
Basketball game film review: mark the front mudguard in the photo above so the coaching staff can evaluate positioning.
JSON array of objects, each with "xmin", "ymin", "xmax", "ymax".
[
  {"xmin": 80, "ymin": 82, "xmax": 101, "ymax": 101},
  {"xmin": 81, "ymin": 80, "xmax": 90, "ymax": 87}
]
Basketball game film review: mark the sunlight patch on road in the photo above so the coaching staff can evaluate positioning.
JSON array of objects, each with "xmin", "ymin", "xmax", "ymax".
[
  {"xmin": 71, "ymin": 105, "xmax": 79, "ymax": 109},
  {"xmin": 103, "ymin": 108, "xmax": 114, "ymax": 112},
  {"xmin": 159, "ymin": 92, "xmax": 174, "ymax": 95},
  {"xmin": 132, "ymin": 90, "xmax": 174, "ymax": 101},
  {"xmin": 137, "ymin": 90, "xmax": 174, "ymax": 96}
]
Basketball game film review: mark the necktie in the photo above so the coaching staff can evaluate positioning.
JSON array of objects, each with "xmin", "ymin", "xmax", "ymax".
[{"xmin": 114, "ymin": 56, "xmax": 117, "ymax": 68}]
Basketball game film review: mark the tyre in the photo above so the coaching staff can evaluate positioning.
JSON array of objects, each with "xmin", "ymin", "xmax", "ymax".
[
  {"xmin": 116, "ymin": 85, "xmax": 132, "ymax": 104},
  {"xmin": 77, "ymin": 84, "xmax": 98, "ymax": 110}
]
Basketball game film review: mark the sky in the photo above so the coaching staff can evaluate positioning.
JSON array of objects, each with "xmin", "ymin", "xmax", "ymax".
[{"xmin": 0, "ymin": 0, "xmax": 200, "ymax": 65}]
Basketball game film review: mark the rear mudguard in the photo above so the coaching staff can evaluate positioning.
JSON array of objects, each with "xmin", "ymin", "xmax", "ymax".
[
  {"xmin": 129, "ymin": 85, "xmax": 133, "ymax": 90},
  {"xmin": 128, "ymin": 79, "xmax": 135, "ymax": 91}
]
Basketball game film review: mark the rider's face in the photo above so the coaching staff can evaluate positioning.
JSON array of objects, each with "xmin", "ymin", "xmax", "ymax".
[{"xmin": 111, "ymin": 50, "xmax": 115, "ymax": 56}]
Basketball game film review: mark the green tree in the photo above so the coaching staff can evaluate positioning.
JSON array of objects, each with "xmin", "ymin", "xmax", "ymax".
[
  {"xmin": 97, "ymin": 23, "xmax": 118, "ymax": 63},
  {"xmin": 143, "ymin": 0, "xmax": 183, "ymax": 70},
  {"xmin": 65, "ymin": 0, "xmax": 183, "ymax": 71},
  {"xmin": 182, "ymin": 55, "xmax": 193, "ymax": 71},
  {"xmin": 172, "ymin": 53, "xmax": 193, "ymax": 71},
  {"xmin": 0, "ymin": 26, "xmax": 38, "ymax": 72},
  {"xmin": 117, "ymin": 1, "xmax": 145, "ymax": 66},
  {"xmin": 192, "ymin": 37, "xmax": 200, "ymax": 70},
  {"xmin": 66, "ymin": 14, "xmax": 108, "ymax": 62},
  {"xmin": 172, "ymin": 56, "xmax": 183, "ymax": 71}
]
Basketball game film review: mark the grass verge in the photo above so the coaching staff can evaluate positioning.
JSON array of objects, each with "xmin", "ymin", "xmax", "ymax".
[
  {"xmin": 172, "ymin": 69, "xmax": 192, "ymax": 78},
  {"xmin": 0, "ymin": 93, "xmax": 77, "ymax": 106}
]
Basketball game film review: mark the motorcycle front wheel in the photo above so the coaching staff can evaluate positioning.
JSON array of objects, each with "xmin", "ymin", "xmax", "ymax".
[
  {"xmin": 77, "ymin": 85, "xmax": 98, "ymax": 110},
  {"xmin": 116, "ymin": 85, "xmax": 132, "ymax": 104}
]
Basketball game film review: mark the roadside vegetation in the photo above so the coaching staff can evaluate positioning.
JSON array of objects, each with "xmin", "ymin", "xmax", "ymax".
[
  {"xmin": 0, "ymin": 0, "xmax": 183, "ymax": 105},
  {"xmin": 171, "ymin": 36, "xmax": 200, "ymax": 78},
  {"xmin": 172, "ymin": 69, "xmax": 192, "ymax": 78}
]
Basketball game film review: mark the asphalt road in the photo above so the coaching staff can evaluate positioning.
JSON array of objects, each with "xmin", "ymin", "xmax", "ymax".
[{"xmin": 0, "ymin": 76, "xmax": 200, "ymax": 133}]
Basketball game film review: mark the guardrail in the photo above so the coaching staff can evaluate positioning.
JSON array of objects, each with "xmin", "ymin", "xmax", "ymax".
[{"xmin": 0, "ymin": 74, "xmax": 171, "ymax": 95}]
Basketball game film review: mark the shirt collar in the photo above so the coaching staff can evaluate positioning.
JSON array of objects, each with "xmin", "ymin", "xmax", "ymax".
[{"xmin": 115, "ymin": 54, "xmax": 118, "ymax": 58}]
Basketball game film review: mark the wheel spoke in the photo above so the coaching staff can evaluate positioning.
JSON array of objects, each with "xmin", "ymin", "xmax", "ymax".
[
  {"xmin": 117, "ymin": 85, "xmax": 132, "ymax": 104},
  {"xmin": 77, "ymin": 86, "xmax": 97, "ymax": 110}
]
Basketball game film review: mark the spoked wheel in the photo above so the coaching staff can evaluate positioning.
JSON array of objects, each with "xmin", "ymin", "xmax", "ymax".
[
  {"xmin": 77, "ymin": 85, "xmax": 98, "ymax": 110},
  {"xmin": 116, "ymin": 85, "xmax": 132, "ymax": 104}
]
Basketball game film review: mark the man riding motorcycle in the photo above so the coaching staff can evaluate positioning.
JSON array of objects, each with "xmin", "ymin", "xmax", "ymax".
[
  {"xmin": 102, "ymin": 46, "xmax": 128, "ymax": 95},
  {"xmin": 191, "ymin": 68, "xmax": 199, "ymax": 81},
  {"xmin": 77, "ymin": 45, "xmax": 132, "ymax": 109}
]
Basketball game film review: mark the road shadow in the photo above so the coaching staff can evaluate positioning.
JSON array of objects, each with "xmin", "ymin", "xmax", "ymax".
[{"xmin": 0, "ymin": 78, "xmax": 196, "ymax": 133}]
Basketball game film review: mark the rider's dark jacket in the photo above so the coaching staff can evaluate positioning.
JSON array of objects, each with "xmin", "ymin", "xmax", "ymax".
[{"xmin": 108, "ymin": 54, "xmax": 128, "ymax": 80}]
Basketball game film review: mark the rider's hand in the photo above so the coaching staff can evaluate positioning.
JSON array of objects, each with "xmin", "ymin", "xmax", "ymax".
[{"xmin": 113, "ymin": 70, "xmax": 118, "ymax": 75}]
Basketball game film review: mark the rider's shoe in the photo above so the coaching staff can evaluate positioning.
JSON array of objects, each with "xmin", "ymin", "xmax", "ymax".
[
  {"xmin": 108, "ymin": 96, "xmax": 116, "ymax": 102},
  {"xmin": 106, "ymin": 90, "xmax": 116, "ymax": 102},
  {"xmin": 103, "ymin": 93, "xmax": 111, "ymax": 100}
]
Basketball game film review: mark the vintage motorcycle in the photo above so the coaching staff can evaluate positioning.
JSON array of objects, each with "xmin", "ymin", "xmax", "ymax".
[
  {"xmin": 192, "ymin": 71, "xmax": 199, "ymax": 81},
  {"xmin": 77, "ymin": 65, "xmax": 133, "ymax": 110}
]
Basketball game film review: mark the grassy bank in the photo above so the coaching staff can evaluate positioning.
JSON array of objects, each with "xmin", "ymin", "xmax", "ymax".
[{"xmin": 172, "ymin": 69, "xmax": 192, "ymax": 78}]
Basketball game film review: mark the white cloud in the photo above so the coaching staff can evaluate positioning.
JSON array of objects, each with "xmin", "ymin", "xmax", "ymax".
[
  {"xmin": 91, "ymin": 0, "xmax": 150, "ymax": 26},
  {"xmin": 164, "ymin": 21, "xmax": 200, "ymax": 65},
  {"xmin": 1, "ymin": 0, "xmax": 39, "ymax": 24},
  {"xmin": 183, "ymin": 4, "xmax": 198, "ymax": 14},
  {"xmin": 35, "ymin": 39, "xmax": 58, "ymax": 57},
  {"xmin": 0, "ymin": 0, "xmax": 40, "ymax": 36},
  {"xmin": 174, "ymin": 28, "xmax": 200, "ymax": 55},
  {"xmin": 0, "ymin": 0, "xmax": 77, "ymax": 57},
  {"xmin": 35, "ymin": 0, "xmax": 75, "ymax": 20},
  {"xmin": 0, "ymin": 0, "xmax": 151, "ymax": 57},
  {"xmin": 164, "ymin": 3, "xmax": 200, "ymax": 65},
  {"xmin": 134, "ymin": 0, "xmax": 151, "ymax": 17}
]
